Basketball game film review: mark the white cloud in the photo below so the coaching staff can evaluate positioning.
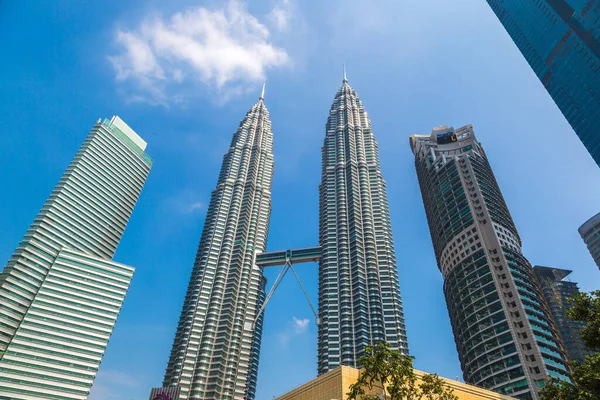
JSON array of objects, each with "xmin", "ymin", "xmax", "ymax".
[
  {"xmin": 187, "ymin": 202, "xmax": 204, "ymax": 212},
  {"xmin": 110, "ymin": 30, "xmax": 164, "ymax": 82},
  {"xmin": 276, "ymin": 316, "xmax": 310, "ymax": 348},
  {"xmin": 163, "ymin": 189, "xmax": 205, "ymax": 216},
  {"xmin": 293, "ymin": 316, "xmax": 309, "ymax": 334},
  {"xmin": 268, "ymin": 0, "xmax": 293, "ymax": 32},
  {"xmin": 108, "ymin": 0, "xmax": 291, "ymax": 105}
]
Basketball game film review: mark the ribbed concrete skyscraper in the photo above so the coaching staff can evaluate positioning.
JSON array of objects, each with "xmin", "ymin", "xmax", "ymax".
[
  {"xmin": 0, "ymin": 116, "xmax": 152, "ymax": 399},
  {"xmin": 162, "ymin": 88, "xmax": 273, "ymax": 400},
  {"xmin": 411, "ymin": 125, "xmax": 570, "ymax": 399},
  {"xmin": 318, "ymin": 71, "xmax": 408, "ymax": 375}
]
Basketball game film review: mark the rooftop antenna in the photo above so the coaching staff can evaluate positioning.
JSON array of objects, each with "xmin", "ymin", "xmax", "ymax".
[
  {"xmin": 260, "ymin": 81, "xmax": 266, "ymax": 100},
  {"xmin": 343, "ymin": 63, "xmax": 347, "ymax": 82}
]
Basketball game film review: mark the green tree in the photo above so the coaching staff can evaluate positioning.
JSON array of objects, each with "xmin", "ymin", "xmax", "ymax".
[
  {"xmin": 540, "ymin": 290, "xmax": 600, "ymax": 399},
  {"xmin": 347, "ymin": 342, "xmax": 458, "ymax": 400}
]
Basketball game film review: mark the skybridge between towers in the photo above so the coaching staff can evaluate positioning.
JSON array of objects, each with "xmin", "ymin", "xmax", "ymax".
[
  {"xmin": 246, "ymin": 246, "xmax": 321, "ymax": 331},
  {"xmin": 256, "ymin": 246, "xmax": 321, "ymax": 266}
]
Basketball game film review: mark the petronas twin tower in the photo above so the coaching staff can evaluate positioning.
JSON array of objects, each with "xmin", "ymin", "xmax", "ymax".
[
  {"xmin": 159, "ymin": 74, "xmax": 407, "ymax": 400},
  {"xmin": 318, "ymin": 75, "xmax": 408, "ymax": 373},
  {"xmin": 162, "ymin": 90, "xmax": 272, "ymax": 399}
]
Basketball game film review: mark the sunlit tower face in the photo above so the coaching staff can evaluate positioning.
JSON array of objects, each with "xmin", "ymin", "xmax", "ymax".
[
  {"xmin": 318, "ymin": 73, "xmax": 408, "ymax": 375},
  {"xmin": 162, "ymin": 90, "xmax": 273, "ymax": 400}
]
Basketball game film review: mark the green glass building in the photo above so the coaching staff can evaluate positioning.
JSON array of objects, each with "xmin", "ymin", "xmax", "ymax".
[
  {"xmin": 161, "ymin": 90, "xmax": 273, "ymax": 400},
  {"xmin": 410, "ymin": 125, "xmax": 570, "ymax": 399},
  {"xmin": 0, "ymin": 116, "xmax": 152, "ymax": 399},
  {"xmin": 486, "ymin": 0, "xmax": 600, "ymax": 165},
  {"xmin": 318, "ymin": 73, "xmax": 408, "ymax": 374}
]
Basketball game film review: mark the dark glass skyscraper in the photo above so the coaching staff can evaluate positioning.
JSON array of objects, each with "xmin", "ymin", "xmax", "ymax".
[
  {"xmin": 533, "ymin": 266, "xmax": 593, "ymax": 365},
  {"xmin": 485, "ymin": 0, "xmax": 600, "ymax": 165},
  {"xmin": 161, "ymin": 90, "xmax": 273, "ymax": 400},
  {"xmin": 411, "ymin": 125, "xmax": 570, "ymax": 399},
  {"xmin": 318, "ymin": 73, "xmax": 408, "ymax": 374}
]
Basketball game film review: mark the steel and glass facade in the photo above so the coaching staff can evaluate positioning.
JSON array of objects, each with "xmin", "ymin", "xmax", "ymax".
[
  {"xmin": 0, "ymin": 116, "xmax": 152, "ymax": 399},
  {"xmin": 578, "ymin": 211, "xmax": 600, "ymax": 270},
  {"xmin": 410, "ymin": 126, "xmax": 570, "ymax": 399},
  {"xmin": 533, "ymin": 266, "xmax": 593, "ymax": 365},
  {"xmin": 318, "ymin": 76, "xmax": 408, "ymax": 375},
  {"xmin": 162, "ymin": 94, "xmax": 273, "ymax": 400},
  {"xmin": 485, "ymin": 0, "xmax": 600, "ymax": 165}
]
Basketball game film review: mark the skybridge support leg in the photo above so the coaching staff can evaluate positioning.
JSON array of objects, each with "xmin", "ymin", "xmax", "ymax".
[
  {"xmin": 247, "ymin": 257, "xmax": 320, "ymax": 331},
  {"xmin": 288, "ymin": 263, "xmax": 320, "ymax": 325},
  {"xmin": 249, "ymin": 262, "xmax": 290, "ymax": 330}
]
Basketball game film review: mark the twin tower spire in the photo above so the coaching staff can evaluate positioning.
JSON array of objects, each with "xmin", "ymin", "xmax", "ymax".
[
  {"xmin": 160, "ymin": 66, "xmax": 407, "ymax": 400},
  {"xmin": 259, "ymin": 81, "xmax": 266, "ymax": 100}
]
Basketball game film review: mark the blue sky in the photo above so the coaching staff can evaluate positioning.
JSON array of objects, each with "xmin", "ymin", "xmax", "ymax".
[{"xmin": 1, "ymin": 1, "xmax": 599, "ymax": 399}]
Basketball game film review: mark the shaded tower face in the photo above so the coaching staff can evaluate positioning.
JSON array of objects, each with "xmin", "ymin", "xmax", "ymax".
[
  {"xmin": 485, "ymin": 0, "xmax": 600, "ymax": 165},
  {"xmin": 0, "ymin": 116, "xmax": 151, "ymax": 399},
  {"xmin": 318, "ymin": 77, "xmax": 408, "ymax": 375},
  {"xmin": 163, "ymin": 95, "xmax": 273, "ymax": 400},
  {"xmin": 533, "ymin": 266, "xmax": 594, "ymax": 365},
  {"xmin": 410, "ymin": 126, "xmax": 571, "ymax": 399}
]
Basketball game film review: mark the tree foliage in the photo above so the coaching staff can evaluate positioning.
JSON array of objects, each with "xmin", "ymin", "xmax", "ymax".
[
  {"xmin": 540, "ymin": 290, "xmax": 600, "ymax": 399},
  {"xmin": 347, "ymin": 342, "xmax": 458, "ymax": 400},
  {"xmin": 568, "ymin": 290, "xmax": 600, "ymax": 350}
]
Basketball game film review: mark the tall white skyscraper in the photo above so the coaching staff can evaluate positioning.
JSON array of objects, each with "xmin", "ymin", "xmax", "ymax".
[{"xmin": 0, "ymin": 116, "xmax": 152, "ymax": 399}]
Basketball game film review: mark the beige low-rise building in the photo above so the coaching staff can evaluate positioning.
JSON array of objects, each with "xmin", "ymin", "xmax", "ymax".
[{"xmin": 275, "ymin": 365, "xmax": 514, "ymax": 400}]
